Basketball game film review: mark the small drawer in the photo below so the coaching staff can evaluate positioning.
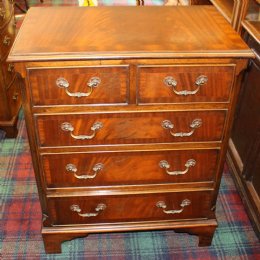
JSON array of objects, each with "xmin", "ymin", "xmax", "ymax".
[
  {"xmin": 137, "ymin": 65, "xmax": 235, "ymax": 104},
  {"xmin": 27, "ymin": 66, "xmax": 129, "ymax": 106},
  {"xmin": 0, "ymin": 16, "xmax": 15, "ymax": 60},
  {"xmin": 6, "ymin": 76, "xmax": 21, "ymax": 117},
  {"xmin": 47, "ymin": 191, "xmax": 213, "ymax": 225},
  {"xmin": 42, "ymin": 149, "xmax": 219, "ymax": 188},
  {"xmin": 2, "ymin": 60, "xmax": 15, "ymax": 86},
  {"xmin": 35, "ymin": 110, "xmax": 226, "ymax": 147}
]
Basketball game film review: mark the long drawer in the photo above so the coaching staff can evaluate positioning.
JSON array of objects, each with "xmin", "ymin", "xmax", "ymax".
[
  {"xmin": 35, "ymin": 110, "xmax": 227, "ymax": 147},
  {"xmin": 47, "ymin": 190, "xmax": 213, "ymax": 225},
  {"xmin": 27, "ymin": 65, "xmax": 129, "ymax": 106},
  {"xmin": 137, "ymin": 65, "xmax": 235, "ymax": 104},
  {"xmin": 42, "ymin": 149, "xmax": 219, "ymax": 188}
]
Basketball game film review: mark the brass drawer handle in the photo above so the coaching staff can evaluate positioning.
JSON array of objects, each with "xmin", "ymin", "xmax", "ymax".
[
  {"xmin": 3, "ymin": 36, "xmax": 11, "ymax": 46},
  {"xmin": 164, "ymin": 75, "xmax": 208, "ymax": 96},
  {"xmin": 0, "ymin": 9, "xmax": 6, "ymax": 19},
  {"xmin": 70, "ymin": 203, "xmax": 106, "ymax": 217},
  {"xmin": 159, "ymin": 159, "xmax": 196, "ymax": 176},
  {"xmin": 56, "ymin": 77, "xmax": 101, "ymax": 98},
  {"xmin": 66, "ymin": 163, "xmax": 104, "ymax": 179},
  {"xmin": 12, "ymin": 92, "xmax": 19, "ymax": 100},
  {"xmin": 61, "ymin": 121, "xmax": 103, "ymax": 140},
  {"xmin": 156, "ymin": 199, "xmax": 191, "ymax": 214},
  {"xmin": 161, "ymin": 118, "xmax": 202, "ymax": 137},
  {"xmin": 8, "ymin": 63, "xmax": 14, "ymax": 73}
]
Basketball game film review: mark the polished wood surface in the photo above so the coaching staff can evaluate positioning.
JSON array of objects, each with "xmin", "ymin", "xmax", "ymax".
[
  {"xmin": 137, "ymin": 65, "xmax": 235, "ymax": 104},
  {"xmin": 28, "ymin": 66, "xmax": 129, "ymax": 106},
  {"xmin": 9, "ymin": 6, "xmax": 252, "ymax": 253},
  {"xmin": 242, "ymin": 20, "xmax": 260, "ymax": 43},
  {"xmin": 8, "ymin": 6, "xmax": 252, "ymax": 61},
  {"xmin": 42, "ymin": 149, "xmax": 219, "ymax": 188},
  {"xmin": 209, "ymin": 0, "xmax": 249, "ymax": 32},
  {"xmin": 210, "ymin": 0, "xmax": 234, "ymax": 23},
  {"xmin": 36, "ymin": 111, "xmax": 226, "ymax": 146},
  {"xmin": 47, "ymin": 191, "xmax": 213, "ymax": 225},
  {"xmin": 227, "ymin": 25, "xmax": 260, "ymax": 238}
]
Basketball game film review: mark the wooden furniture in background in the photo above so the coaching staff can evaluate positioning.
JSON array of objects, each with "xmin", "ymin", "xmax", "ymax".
[
  {"xmin": 227, "ymin": 0, "xmax": 260, "ymax": 238},
  {"xmin": 14, "ymin": 0, "xmax": 29, "ymax": 13},
  {"xmin": 207, "ymin": 0, "xmax": 249, "ymax": 32},
  {"xmin": 190, "ymin": 0, "xmax": 211, "ymax": 4},
  {"xmin": 0, "ymin": 0, "xmax": 21, "ymax": 137},
  {"xmin": 8, "ymin": 6, "xmax": 252, "ymax": 253}
]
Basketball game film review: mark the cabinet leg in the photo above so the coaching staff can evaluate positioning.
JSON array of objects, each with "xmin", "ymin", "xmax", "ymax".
[
  {"xmin": 42, "ymin": 234, "xmax": 62, "ymax": 254},
  {"xmin": 0, "ymin": 115, "xmax": 19, "ymax": 138},
  {"xmin": 176, "ymin": 225, "xmax": 217, "ymax": 247},
  {"xmin": 197, "ymin": 230, "xmax": 215, "ymax": 246},
  {"xmin": 42, "ymin": 233, "xmax": 89, "ymax": 254},
  {"xmin": 1, "ymin": 125, "xmax": 18, "ymax": 138}
]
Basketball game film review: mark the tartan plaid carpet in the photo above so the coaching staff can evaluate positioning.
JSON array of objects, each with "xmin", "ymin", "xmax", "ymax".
[{"xmin": 0, "ymin": 111, "xmax": 259, "ymax": 259}]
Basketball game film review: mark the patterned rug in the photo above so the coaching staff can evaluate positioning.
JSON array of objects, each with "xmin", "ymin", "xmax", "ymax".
[{"xmin": 1, "ymin": 111, "xmax": 260, "ymax": 259}]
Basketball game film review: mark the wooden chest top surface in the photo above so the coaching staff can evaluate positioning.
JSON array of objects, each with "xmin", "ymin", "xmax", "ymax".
[{"xmin": 8, "ymin": 6, "xmax": 253, "ymax": 61}]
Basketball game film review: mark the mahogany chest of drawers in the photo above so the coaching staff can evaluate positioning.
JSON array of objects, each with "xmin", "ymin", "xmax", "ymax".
[{"xmin": 8, "ymin": 6, "xmax": 253, "ymax": 253}]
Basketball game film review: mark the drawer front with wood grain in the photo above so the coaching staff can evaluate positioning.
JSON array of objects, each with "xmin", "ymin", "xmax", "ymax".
[
  {"xmin": 137, "ymin": 65, "xmax": 235, "ymax": 104},
  {"xmin": 47, "ymin": 190, "xmax": 213, "ymax": 225},
  {"xmin": 35, "ymin": 110, "xmax": 227, "ymax": 147},
  {"xmin": 27, "ymin": 66, "xmax": 129, "ymax": 106},
  {"xmin": 41, "ymin": 149, "xmax": 219, "ymax": 188}
]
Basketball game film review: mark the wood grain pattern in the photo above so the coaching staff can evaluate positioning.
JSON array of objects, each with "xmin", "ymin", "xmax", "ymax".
[
  {"xmin": 36, "ymin": 111, "xmax": 226, "ymax": 147},
  {"xmin": 209, "ymin": 0, "xmax": 250, "ymax": 33},
  {"xmin": 209, "ymin": 0, "xmax": 234, "ymax": 23},
  {"xmin": 242, "ymin": 20, "xmax": 260, "ymax": 44},
  {"xmin": 8, "ymin": 6, "xmax": 253, "ymax": 62},
  {"xmin": 41, "ymin": 149, "xmax": 219, "ymax": 188},
  {"xmin": 28, "ymin": 65, "xmax": 129, "ymax": 106},
  {"xmin": 137, "ymin": 65, "xmax": 235, "ymax": 104},
  {"xmin": 47, "ymin": 191, "xmax": 212, "ymax": 225},
  {"xmin": 227, "ymin": 30, "xmax": 260, "ymax": 238}
]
